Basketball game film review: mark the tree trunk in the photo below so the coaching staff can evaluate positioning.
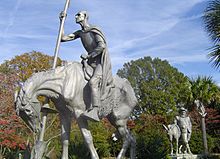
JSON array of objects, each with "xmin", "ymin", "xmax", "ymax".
[{"xmin": 201, "ymin": 117, "xmax": 208, "ymax": 156}]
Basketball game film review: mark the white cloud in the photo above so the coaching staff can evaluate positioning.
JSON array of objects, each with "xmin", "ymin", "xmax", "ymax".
[
  {"xmin": 2, "ymin": 0, "xmax": 22, "ymax": 38},
  {"xmin": 162, "ymin": 54, "xmax": 207, "ymax": 64},
  {"xmin": 0, "ymin": 0, "xmax": 219, "ymax": 84}
]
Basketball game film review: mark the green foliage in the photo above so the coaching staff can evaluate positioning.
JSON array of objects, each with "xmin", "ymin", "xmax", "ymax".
[
  {"xmin": 117, "ymin": 56, "xmax": 191, "ymax": 115},
  {"xmin": 68, "ymin": 120, "xmax": 117, "ymax": 159},
  {"xmin": 108, "ymin": 138, "xmax": 122, "ymax": 158},
  {"xmin": 190, "ymin": 128, "xmax": 216, "ymax": 154},
  {"xmin": 68, "ymin": 128, "xmax": 90, "ymax": 159},
  {"xmin": 189, "ymin": 76, "xmax": 220, "ymax": 109},
  {"xmin": 2, "ymin": 50, "xmax": 220, "ymax": 158},
  {"xmin": 203, "ymin": 0, "xmax": 220, "ymax": 68},
  {"xmin": 0, "ymin": 61, "xmax": 14, "ymax": 74},
  {"xmin": 136, "ymin": 132, "xmax": 169, "ymax": 159},
  {"xmin": 208, "ymin": 44, "xmax": 220, "ymax": 69},
  {"xmin": 208, "ymin": 154, "xmax": 220, "ymax": 159},
  {"xmin": 89, "ymin": 121, "xmax": 112, "ymax": 157},
  {"xmin": 134, "ymin": 114, "xmax": 170, "ymax": 159},
  {"xmin": 203, "ymin": 0, "xmax": 220, "ymax": 43},
  {"xmin": 211, "ymin": 137, "xmax": 220, "ymax": 153},
  {"xmin": 0, "ymin": 146, "xmax": 24, "ymax": 159}
]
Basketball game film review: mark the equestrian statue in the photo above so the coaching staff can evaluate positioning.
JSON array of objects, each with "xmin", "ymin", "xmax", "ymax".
[{"xmin": 14, "ymin": 8, "xmax": 137, "ymax": 159}]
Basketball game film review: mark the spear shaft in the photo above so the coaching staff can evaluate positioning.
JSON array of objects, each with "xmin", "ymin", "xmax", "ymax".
[{"xmin": 52, "ymin": 0, "xmax": 70, "ymax": 69}]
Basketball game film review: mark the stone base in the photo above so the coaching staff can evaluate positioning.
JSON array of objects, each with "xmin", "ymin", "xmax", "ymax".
[{"xmin": 169, "ymin": 154, "xmax": 203, "ymax": 159}]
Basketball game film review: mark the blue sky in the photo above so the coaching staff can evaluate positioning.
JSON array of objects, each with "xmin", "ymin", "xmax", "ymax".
[{"xmin": 0, "ymin": 0, "xmax": 219, "ymax": 85}]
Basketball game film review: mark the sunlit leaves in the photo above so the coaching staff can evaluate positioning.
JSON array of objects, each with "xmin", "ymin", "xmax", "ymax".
[
  {"xmin": 117, "ymin": 56, "xmax": 191, "ymax": 115},
  {"xmin": 1, "ymin": 51, "xmax": 62, "ymax": 81}
]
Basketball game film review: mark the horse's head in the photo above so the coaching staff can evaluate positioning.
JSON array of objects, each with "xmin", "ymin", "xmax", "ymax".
[{"xmin": 15, "ymin": 88, "xmax": 41, "ymax": 133}]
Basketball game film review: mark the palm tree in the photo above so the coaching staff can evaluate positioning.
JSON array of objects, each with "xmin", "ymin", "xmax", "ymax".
[
  {"xmin": 203, "ymin": 0, "xmax": 220, "ymax": 68},
  {"xmin": 190, "ymin": 76, "xmax": 220, "ymax": 156},
  {"xmin": 190, "ymin": 76, "xmax": 220, "ymax": 104}
]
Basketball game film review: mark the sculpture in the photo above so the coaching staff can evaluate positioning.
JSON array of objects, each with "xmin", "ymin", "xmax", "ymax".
[
  {"xmin": 163, "ymin": 122, "xmax": 181, "ymax": 155},
  {"xmin": 59, "ymin": 10, "xmax": 114, "ymax": 121},
  {"xmin": 14, "ymin": 62, "xmax": 137, "ymax": 159},
  {"xmin": 194, "ymin": 100, "xmax": 208, "ymax": 155},
  {"xmin": 174, "ymin": 107, "xmax": 192, "ymax": 154},
  {"xmin": 164, "ymin": 107, "xmax": 192, "ymax": 156}
]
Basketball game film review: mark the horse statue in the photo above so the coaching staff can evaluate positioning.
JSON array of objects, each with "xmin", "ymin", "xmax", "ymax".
[
  {"xmin": 163, "ymin": 123, "xmax": 181, "ymax": 155},
  {"xmin": 14, "ymin": 62, "xmax": 137, "ymax": 159}
]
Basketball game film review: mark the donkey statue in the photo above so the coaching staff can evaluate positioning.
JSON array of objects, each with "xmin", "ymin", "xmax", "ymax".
[
  {"xmin": 163, "ymin": 123, "xmax": 181, "ymax": 155},
  {"xmin": 14, "ymin": 62, "xmax": 137, "ymax": 159}
]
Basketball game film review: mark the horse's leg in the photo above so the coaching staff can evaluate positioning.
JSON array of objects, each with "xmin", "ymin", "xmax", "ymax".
[
  {"xmin": 129, "ymin": 133, "xmax": 136, "ymax": 159},
  {"xmin": 108, "ymin": 116, "xmax": 136, "ymax": 159},
  {"xmin": 126, "ymin": 127, "xmax": 136, "ymax": 159},
  {"xmin": 60, "ymin": 113, "xmax": 71, "ymax": 159},
  {"xmin": 179, "ymin": 145, "xmax": 182, "ymax": 154},
  {"xmin": 77, "ymin": 117, "xmax": 99, "ymax": 159},
  {"xmin": 186, "ymin": 143, "xmax": 192, "ymax": 154},
  {"xmin": 116, "ymin": 120, "xmax": 129, "ymax": 159},
  {"xmin": 176, "ymin": 138, "xmax": 179, "ymax": 155},
  {"xmin": 170, "ymin": 136, "xmax": 173, "ymax": 155}
]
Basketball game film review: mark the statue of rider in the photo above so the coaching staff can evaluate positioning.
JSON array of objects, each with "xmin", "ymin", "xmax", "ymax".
[
  {"xmin": 59, "ymin": 11, "xmax": 114, "ymax": 121},
  {"xmin": 174, "ymin": 107, "xmax": 192, "ymax": 154}
]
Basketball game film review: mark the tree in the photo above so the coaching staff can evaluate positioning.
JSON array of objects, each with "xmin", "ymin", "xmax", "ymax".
[
  {"xmin": 0, "ymin": 51, "xmax": 63, "ymax": 158},
  {"xmin": 203, "ymin": 0, "xmax": 220, "ymax": 68},
  {"xmin": 117, "ymin": 56, "xmax": 191, "ymax": 115},
  {"xmin": 190, "ymin": 76, "xmax": 220, "ymax": 155},
  {"xmin": 190, "ymin": 76, "xmax": 220, "ymax": 107},
  {"xmin": 0, "ymin": 51, "xmax": 62, "ymax": 82}
]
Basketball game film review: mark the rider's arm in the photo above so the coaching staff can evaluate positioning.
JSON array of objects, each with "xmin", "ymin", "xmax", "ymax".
[
  {"xmin": 59, "ymin": 11, "xmax": 80, "ymax": 42},
  {"xmin": 61, "ymin": 30, "xmax": 80, "ymax": 42},
  {"xmin": 89, "ymin": 34, "xmax": 106, "ymax": 58}
]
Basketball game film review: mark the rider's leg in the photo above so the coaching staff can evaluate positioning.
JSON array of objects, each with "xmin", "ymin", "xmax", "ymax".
[{"xmin": 89, "ymin": 64, "xmax": 102, "ymax": 110}]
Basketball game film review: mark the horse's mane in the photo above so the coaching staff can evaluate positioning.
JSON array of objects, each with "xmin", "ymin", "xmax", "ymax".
[
  {"xmin": 23, "ymin": 62, "xmax": 82, "ymax": 94},
  {"xmin": 24, "ymin": 69, "xmax": 53, "ymax": 87}
]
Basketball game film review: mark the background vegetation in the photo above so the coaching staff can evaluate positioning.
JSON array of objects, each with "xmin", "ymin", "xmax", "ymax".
[
  {"xmin": 0, "ymin": 51, "xmax": 220, "ymax": 159},
  {"xmin": 1, "ymin": 0, "xmax": 220, "ymax": 158}
]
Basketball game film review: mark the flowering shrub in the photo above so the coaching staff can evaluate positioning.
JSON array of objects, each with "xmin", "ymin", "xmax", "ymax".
[{"xmin": 0, "ymin": 72, "xmax": 30, "ymax": 157}]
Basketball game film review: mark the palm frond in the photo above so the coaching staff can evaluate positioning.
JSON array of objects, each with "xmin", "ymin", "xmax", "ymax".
[
  {"xmin": 208, "ymin": 44, "xmax": 220, "ymax": 68},
  {"xmin": 203, "ymin": 0, "xmax": 220, "ymax": 43}
]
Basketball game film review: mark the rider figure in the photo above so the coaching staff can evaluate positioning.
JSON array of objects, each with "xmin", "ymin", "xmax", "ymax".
[
  {"xmin": 60, "ymin": 11, "xmax": 113, "ymax": 121},
  {"xmin": 174, "ymin": 107, "xmax": 192, "ymax": 154}
]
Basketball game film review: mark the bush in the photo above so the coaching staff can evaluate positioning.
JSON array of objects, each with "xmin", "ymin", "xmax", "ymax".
[
  {"xmin": 134, "ymin": 115, "xmax": 170, "ymax": 159},
  {"xmin": 68, "ymin": 120, "xmax": 115, "ymax": 159},
  {"xmin": 68, "ymin": 128, "xmax": 90, "ymax": 159},
  {"xmin": 190, "ymin": 129, "xmax": 216, "ymax": 154}
]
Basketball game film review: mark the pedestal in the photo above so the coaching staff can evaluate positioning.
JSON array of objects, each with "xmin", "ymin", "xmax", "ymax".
[{"xmin": 169, "ymin": 154, "xmax": 203, "ymax": 159}]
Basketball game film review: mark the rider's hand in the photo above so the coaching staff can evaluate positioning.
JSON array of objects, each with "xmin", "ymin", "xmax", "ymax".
[
  {"xmin": 59, "ymin": 11, "xmax": 67, "ymax": 21},
  {"xmin": 80, "ymin": 54, "xmax": 88, "ymax": 60}
]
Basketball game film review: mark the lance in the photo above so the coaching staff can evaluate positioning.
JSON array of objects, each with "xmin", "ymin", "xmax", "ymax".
[{"xmin": 52, "ymin": 0, "xmax": 70, "ymax": 69}]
